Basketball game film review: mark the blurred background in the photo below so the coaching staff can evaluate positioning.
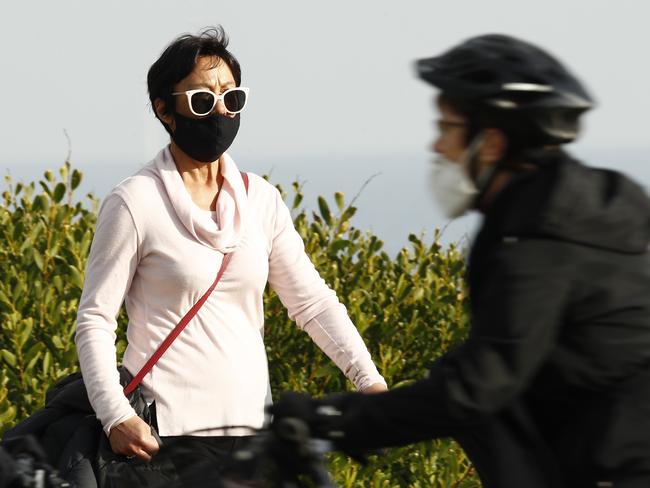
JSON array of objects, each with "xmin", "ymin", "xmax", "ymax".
[{"xmin": 2, "ymin": 0, "xmax": 648, "ymax": 254}]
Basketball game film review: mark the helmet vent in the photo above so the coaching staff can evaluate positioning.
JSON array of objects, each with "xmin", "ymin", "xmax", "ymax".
[{"xmin": 502, "ymin": 83, "xmax": 553, "ymax": 92}]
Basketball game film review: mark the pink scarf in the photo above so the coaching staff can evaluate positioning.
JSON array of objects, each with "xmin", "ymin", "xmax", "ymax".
[{"xmin": 153, "ymin": 146, "xmax": 248, "ymax": 253}]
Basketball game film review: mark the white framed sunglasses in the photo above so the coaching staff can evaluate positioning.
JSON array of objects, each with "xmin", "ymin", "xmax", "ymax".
[{"xmin": 171, "ymin": 86, "xmax": 249, "ymax": 116}]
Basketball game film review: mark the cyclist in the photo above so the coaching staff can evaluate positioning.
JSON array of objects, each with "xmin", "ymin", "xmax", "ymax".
[{"xmin": 272, "ymin": 34, "xmax": 650, "ymax": 488}]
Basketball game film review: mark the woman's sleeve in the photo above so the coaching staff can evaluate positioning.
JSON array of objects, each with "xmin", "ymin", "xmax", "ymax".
[
  {"xmin": 267, "ymin": 189, "xmax": 386, "ymax": 390},
  {"xmin": 75, "ymin": 193, "xmax": 139, "ymax": 435}
]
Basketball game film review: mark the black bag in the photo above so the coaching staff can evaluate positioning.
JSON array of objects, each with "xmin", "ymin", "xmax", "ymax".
[
  {"xmin": 2, "ymin": 366, "xmax": 175, "ymax": 487},
  {"xmin": 95, "ymin": 368, "xmax": 176, "ymax": 488}
]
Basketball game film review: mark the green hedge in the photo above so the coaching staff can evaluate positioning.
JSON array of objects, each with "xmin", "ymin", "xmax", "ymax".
[{"xmin": 0, "ymin": 162, "xmax": 480, "ymax": 487}]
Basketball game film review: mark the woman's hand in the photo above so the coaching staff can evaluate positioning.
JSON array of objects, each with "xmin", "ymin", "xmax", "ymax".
[
  {"xmin": 361, "ymin": 382, "xmax": 388, "ymax": 394},
  {"xmin": 109, "ymin": 416, "xmax": 160, "ymax": 461}
]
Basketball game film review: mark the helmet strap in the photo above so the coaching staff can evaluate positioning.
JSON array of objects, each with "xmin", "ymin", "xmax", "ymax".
[
  {"xmin": 462, "ymin": 132, "xmax": 503, "ymax": 209},
  {"xmin": 464, "ymin": 133, "xmax": 490, "ymax": 191}
]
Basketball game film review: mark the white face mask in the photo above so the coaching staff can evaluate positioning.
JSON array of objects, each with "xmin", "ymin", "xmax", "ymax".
[
  {"xmin": 429, "ymin": 135, "xmax": 485, "ymax": 219},
  {"xmin": 429, "ymin": 157, "xmax": 477, "ymax": 218}
]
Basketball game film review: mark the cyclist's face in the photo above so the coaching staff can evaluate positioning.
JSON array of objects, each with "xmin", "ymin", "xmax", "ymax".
[{"xmin": 432, "ymin": 102, "xmax": 468, "ymax": 163}]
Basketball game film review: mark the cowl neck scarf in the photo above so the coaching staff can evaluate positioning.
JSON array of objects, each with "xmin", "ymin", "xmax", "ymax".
[{"xmin": 153, "ymin": 146, "xmax": 248, "ymax": 252}]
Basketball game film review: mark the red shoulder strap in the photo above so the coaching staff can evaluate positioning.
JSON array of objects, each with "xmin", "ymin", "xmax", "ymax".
[{"xmin": 123, "ymin": 171, "xmax": 249, "ymax": 396}]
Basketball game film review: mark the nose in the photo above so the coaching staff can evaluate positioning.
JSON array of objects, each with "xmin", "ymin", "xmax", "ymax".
[
  {"xmin": 432, "ymin": 135, "xmax": 444, "ymax": 154},
  {"xmin": 214, "ymin": 99, "xmax": 236, "ymax": 118},
  {"xmin": 214, "ymin": 99, "xmax": 228, "ymax": 115}
]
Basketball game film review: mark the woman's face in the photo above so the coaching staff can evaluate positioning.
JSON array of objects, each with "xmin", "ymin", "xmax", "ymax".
[{"xmin": 159, "ymin": 56, "xmax": 237, "ymax": 130}]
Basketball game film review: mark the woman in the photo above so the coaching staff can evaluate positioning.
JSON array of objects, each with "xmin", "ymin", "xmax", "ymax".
[{"xmin": 75, "ymin": 26, "xmax": 386, "ymax": 478}]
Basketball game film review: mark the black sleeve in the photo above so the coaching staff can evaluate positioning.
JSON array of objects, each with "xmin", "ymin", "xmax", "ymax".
[{"xmin": 328, "ymin": 240, "xmax": 573, "ymax": 450}]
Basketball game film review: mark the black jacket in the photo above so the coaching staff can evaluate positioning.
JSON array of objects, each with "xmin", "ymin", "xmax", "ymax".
[
  {"xmin": 1, "ymin": 368, "xmax": 161, "ymax": 486},
  {"xmin": 322, "ymin": 150, "xmax": 650, "ymax": 484}
]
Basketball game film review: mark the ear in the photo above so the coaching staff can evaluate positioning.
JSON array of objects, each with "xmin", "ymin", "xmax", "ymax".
[
  {"xmin": 477, "ymin": 128, "xmax": 508, "ymax": 169},
  {"xmin": 154, "ymin": 98, "xmax": 175, "ymax": 132}
]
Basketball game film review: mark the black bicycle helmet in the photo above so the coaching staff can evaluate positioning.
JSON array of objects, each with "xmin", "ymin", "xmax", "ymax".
[{"xmin": 416, "ymin": 34, "xmax": 594, "ymax": 145}]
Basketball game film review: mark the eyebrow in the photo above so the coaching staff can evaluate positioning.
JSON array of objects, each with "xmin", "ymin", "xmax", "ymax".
[
  {"xmin": 184, "ymin": 82, "xmax": 236, "ymax": 91},
  {"xmin": 436, "ymin": 118, "xmax": 467, "ymax": 126}
]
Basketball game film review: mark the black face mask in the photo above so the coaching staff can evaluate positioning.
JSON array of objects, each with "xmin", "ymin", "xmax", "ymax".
[{"xmin": 171, "ymin": 112, "xmax": 240, "ymax": 163}]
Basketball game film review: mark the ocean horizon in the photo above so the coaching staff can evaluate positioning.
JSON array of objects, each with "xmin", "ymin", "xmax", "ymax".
[{"xmin": 3, "ymin": 146, "xmax": 648, "ymax": 256}]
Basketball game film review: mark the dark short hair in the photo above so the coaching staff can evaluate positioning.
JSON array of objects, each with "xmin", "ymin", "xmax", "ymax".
[{"xmin": 147, "ymin": 26, "xmax": 241, "ymax": 134}]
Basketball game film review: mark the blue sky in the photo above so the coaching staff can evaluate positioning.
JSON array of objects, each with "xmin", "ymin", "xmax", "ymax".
[{"xmin": 2, "ymin": 0, "xmax": 649, "ymax": 253}]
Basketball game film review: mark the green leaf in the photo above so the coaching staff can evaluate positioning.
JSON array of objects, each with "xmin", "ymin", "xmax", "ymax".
[
  {"xmin": 397, "ymin": 283, "xmax": 413, "ymax": 303},
  {"xmin": 44, "ymin": 170, "xmax": 55, "ymax": 183},
  {"xmin": 79, "ymin": 229, "xmax": 92, "ymax": 256},
  {"xmin": 43, "ymin": 351, "xmax": 52, "ymax": 374},
  {"xmin": 370, "ymin": 238, "xmax": 384, "ymax": 253},
  {"xmin": 52, "ymin": 275, "xmax": 63, "ymax": 293},
  {"xmin": 53, "ymin": 183, "xmax": 66, "ymax": 203},
  {"xmin": 24, "ymin": 343, "xmax": 44, "ymax": 364},
  {"xmin": 71, "ymin": 169, "xmax": 82, "ymax": 190},
  {"xmin": 18, "ymin": 318, "xmax": 34, "ymax": 348},
  {"xmin": 317, "ymin": 196, "xmax": 332, "ymax": 226},
  {"xmin": 26, "ymin": 352, "xmax": 41, "ymax": 372},
  {"xmin": 11, "ymin": 282, "xmax": 25, "ymax": 305},
  {"xmin": 412, "ymin": 287, "xmax": 425, "ymax": 302},
  {"xmin": 29, "ymin": 221, "xmax": 45, "ymax": 241},
  {"xmin": 341, "ymin": 205, "xmax": 357, "ymax": 222},
  {"xmin": 59, "ymin": 162, "xmax": 69, "ymax": 182},
  {"xmin": 52, "ymin": 335, "xmax": 64, "ymax": 349},
  {"xmin": 391, "ymin": 379, "xmax": 416, "ymax": 389},
  {"xmin": 291, "ymin": 192, "xmax": 303, "ymax": 210},
  {"xmin": 54, "ymin": 206, "xmax": 67, "ymax": 228},
  {"xmin": 33, "ymin": 248, "xmax": 44, "ymax": 271},
  {"xmin": 330, "ymin": 239, "xmax": 350, "ymax": 253},
  {"xmin": 32, "ymin": 194, "xmax": 50, "ymax": 212},
  {"xmin": 0, "ymin": 406, "xmax": 16, "ymax": 424},
  {"xmin": 39, "ymin": 181, "xmax": 52, "ymax": 197},
  {"xmin": 334, "ymin": 192, "xmax": 345, "ymax": 211},
  {"xmin": 67, "ymin": 265, "xmax": 84, "ymax": 289},
  {"xmin": 0, "ymin": 350, "xmax": 16, "ymax": 367}
]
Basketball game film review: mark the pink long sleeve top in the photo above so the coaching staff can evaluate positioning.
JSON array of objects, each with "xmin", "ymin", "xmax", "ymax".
[{"xmin": 75, "ymin": 146, "xmax": 386, "ymax": 437}]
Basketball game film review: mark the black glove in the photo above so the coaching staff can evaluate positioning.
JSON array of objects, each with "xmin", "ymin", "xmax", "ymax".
[
  {"xmin": 268, "ymin": 392, "xmax": 375, "ymax": 464},
  {"xmin": 268, "ymin": 392, "xmax": 341, "ymax": 439}
]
